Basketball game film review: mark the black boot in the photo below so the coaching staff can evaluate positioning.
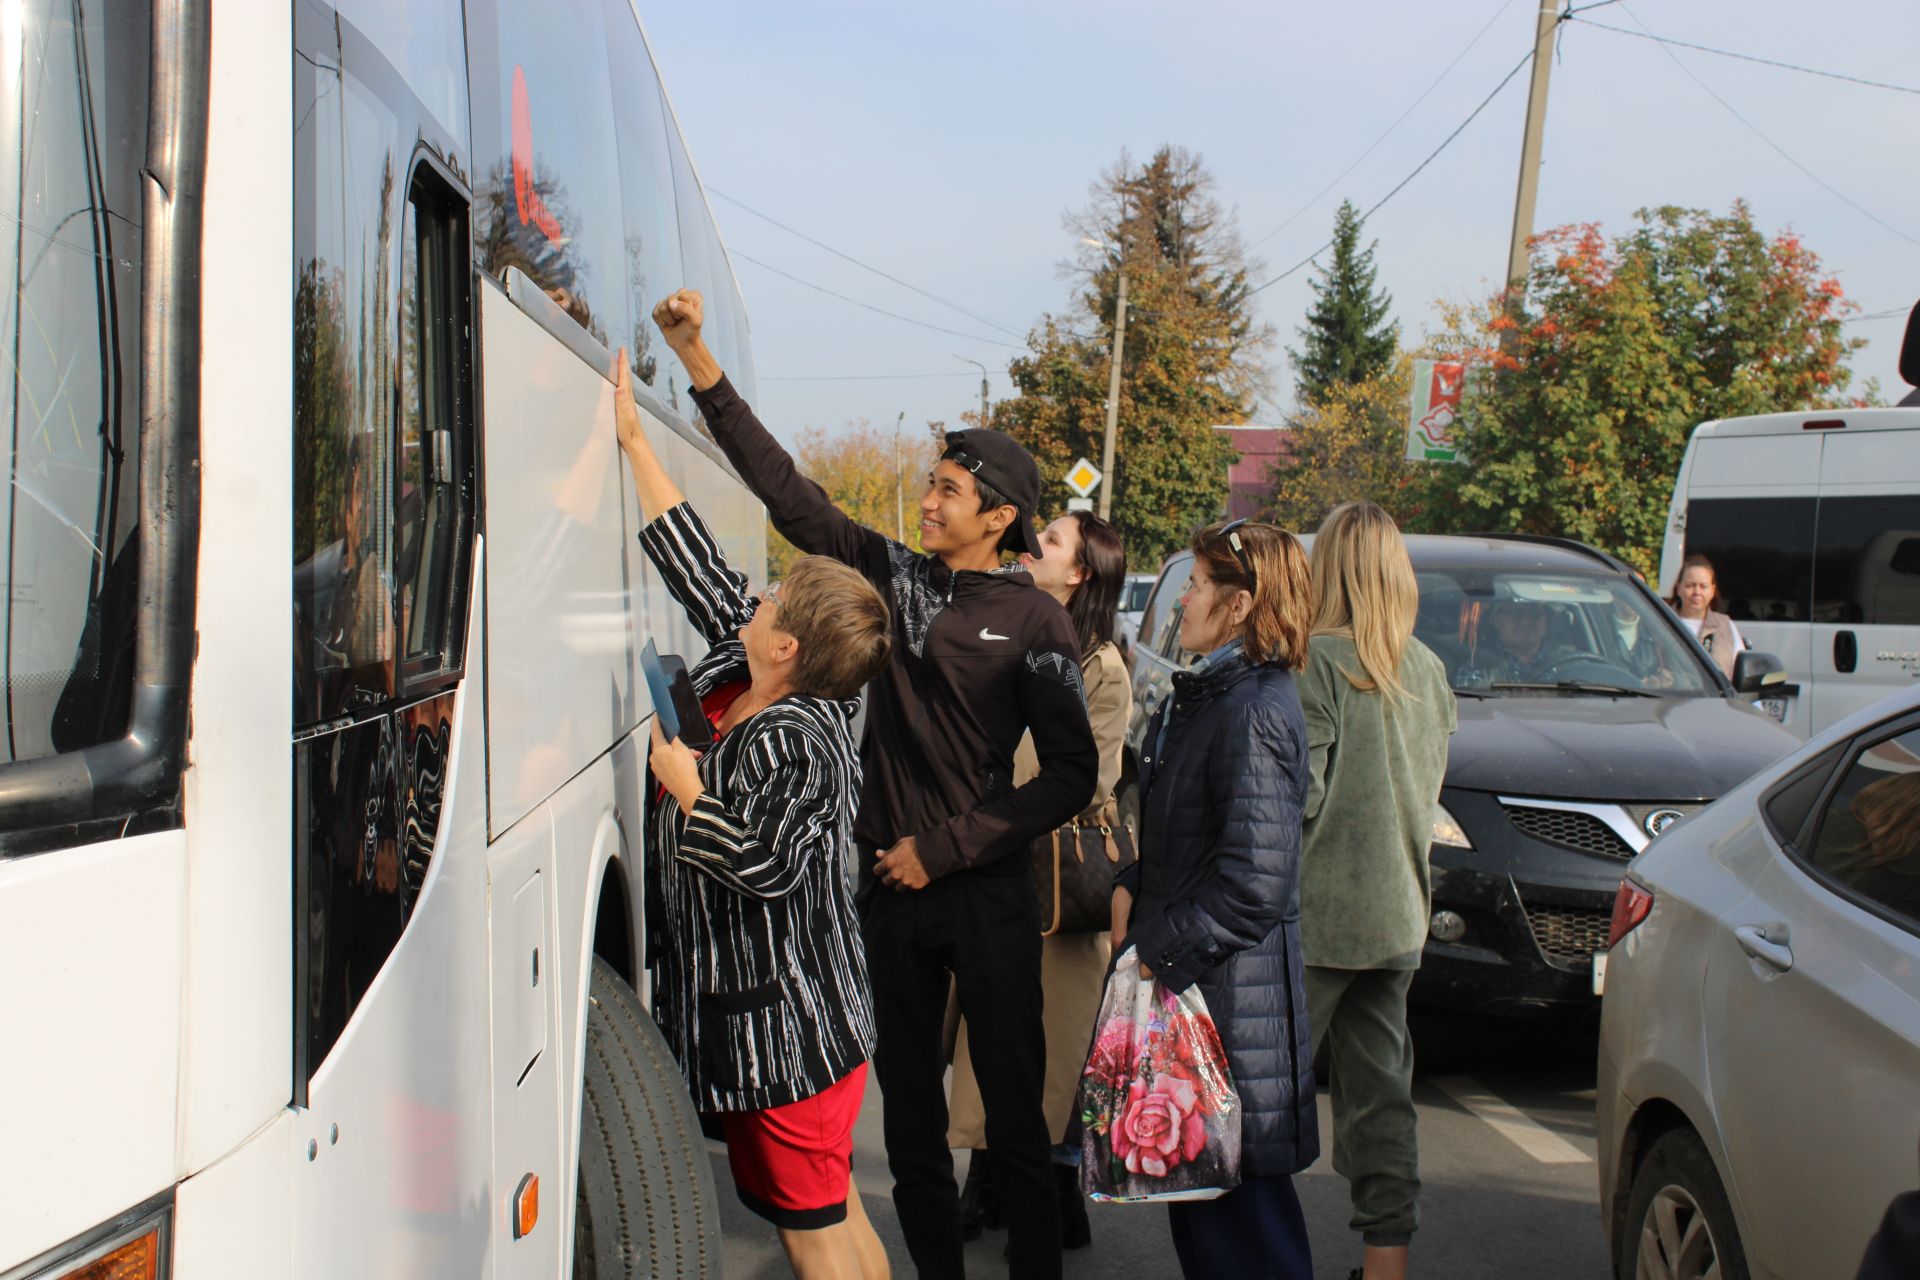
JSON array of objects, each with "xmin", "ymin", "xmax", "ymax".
[
  {"xmin": 959, "ymin": 1152, "xmax": 1001, "ymax": 1240},
  {"xmin": 1056, "ymin": 1161, "xmax": 1091, "ymax": 1250}
]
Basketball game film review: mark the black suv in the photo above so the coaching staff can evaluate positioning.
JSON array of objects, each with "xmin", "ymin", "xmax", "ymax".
[{"xmin": 1121, "ymin": 533, "xmax": 1797, "ymax": 1017}]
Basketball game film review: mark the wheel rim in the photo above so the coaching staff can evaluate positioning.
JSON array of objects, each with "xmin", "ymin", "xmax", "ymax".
[{"xmin": 1635, "ymin": 1184, "xmax": 1722, "ymax": 1280}]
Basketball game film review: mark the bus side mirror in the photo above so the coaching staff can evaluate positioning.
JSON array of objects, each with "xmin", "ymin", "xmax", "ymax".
[{"xmin": 1732, "ymin": 650, "xmax": 1787, "ymax": 694}]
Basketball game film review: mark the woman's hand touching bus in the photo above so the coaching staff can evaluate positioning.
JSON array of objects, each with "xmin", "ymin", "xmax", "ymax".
[
  {"xmin": 651, "ymin": 289, "xmax": 722, "ymax": 391},
  {"xmin": 611, "ymin": 349, "xmax": 685, "ymax": 520}
]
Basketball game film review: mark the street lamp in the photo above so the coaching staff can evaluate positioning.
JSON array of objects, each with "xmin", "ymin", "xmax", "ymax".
[
  {"xmin": 954, "ymin": 355, "xmax": 990, "ymax": 428},
  {"xmin": 1082, "ymin": 236, "xmax": 1128, "ymax": 522}
]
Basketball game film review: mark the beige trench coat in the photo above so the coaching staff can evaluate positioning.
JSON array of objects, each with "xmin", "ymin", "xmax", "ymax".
[{"xmin": 947, "ymin": 641, "xmax": 1131, "ymax": 1148}]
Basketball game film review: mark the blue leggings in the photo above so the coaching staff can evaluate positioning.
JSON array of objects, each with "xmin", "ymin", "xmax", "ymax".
[{"xmin": 1167, "ymin": 1174, "xmax": 1313, "ymax": 1280}]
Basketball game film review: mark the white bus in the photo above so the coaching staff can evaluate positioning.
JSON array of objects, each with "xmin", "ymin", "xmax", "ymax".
[{"xmin": 0, "ymin": 1, "xmax": 760, "ymax": 1276}]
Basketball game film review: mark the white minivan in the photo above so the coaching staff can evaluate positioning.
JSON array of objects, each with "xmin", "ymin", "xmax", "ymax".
[{"xmin": 1659, "ymin": 407, "xmax": 1920, "ymax": 740}]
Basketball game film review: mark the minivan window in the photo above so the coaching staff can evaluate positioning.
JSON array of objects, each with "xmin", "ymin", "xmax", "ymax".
[
  {"xmin": 469, "ymin": 0, "xmax": 630, "ymax": 350},
  {"xmin": 0, "ymin": 0, "xmax": 148, "ymax": 763},
  {"xmin": 1410, "ymin": 566, "xmax": 1717, "ymax": 696},
  {"xmin": 1681, "ymin": 497, "xmax": 1815, "ymax": 622},
  {"xmin": 1813, "ymin": 495, "xmax": 1920, "ymax": 626}
]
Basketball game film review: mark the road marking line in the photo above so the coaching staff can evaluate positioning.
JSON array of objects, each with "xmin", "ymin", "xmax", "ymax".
[{"xmin": 1433, "ymin": 1076, "xmax": 1591, "ymax": 1165}]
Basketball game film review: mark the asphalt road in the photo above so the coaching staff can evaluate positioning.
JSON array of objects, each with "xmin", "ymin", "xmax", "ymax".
[{"xmin": 714, "ymin": 1016, "xmax": 1609, "ymax": 1279}]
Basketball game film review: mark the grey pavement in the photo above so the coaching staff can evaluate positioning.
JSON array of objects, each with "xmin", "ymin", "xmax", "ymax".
[{"xmin": 714, "ymin": 1017, "xmax": 1609, "ymax": 1279}]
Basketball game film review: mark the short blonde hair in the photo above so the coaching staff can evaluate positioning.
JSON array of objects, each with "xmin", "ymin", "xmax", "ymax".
[
  {"xmin": 775, "ymin": 557, "xmax": 892, "ymax": 699},
  {"xmin": 1189, "ymin": 520, "xmax": 1312, "ymax": 670},
  {"xmin": 1310, "ymin": 502, "xmax": 1420, "ymax": 704}
]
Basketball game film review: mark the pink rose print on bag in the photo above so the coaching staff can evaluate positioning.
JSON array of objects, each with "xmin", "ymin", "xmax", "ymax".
[{"xmin": 1075, "ymin": 947, "xmax": 1242, "ymax": 1202}]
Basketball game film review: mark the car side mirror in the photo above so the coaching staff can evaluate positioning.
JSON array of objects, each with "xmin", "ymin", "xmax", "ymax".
[{"xmin": 1732, "ymin": 650, "xmax": 1787, "ymax": 694}]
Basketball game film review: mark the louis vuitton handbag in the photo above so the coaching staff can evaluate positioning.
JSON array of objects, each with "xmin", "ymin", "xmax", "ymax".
[{"xmin": 1032, "ymin": 798, "xmax": 1138, "ymax": 936}]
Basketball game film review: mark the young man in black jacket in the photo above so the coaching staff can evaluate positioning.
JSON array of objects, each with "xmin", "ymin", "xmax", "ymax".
[{"xmin": 654, "ymin": 288, "xmax": 1097, "ymax": 1280}]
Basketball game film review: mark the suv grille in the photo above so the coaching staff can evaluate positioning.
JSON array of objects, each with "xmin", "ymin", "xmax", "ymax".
[
  {"xmin": 1502, "ymin": 803, "xmax": 1634, "ymax": 860},
  {"xmin": 1523, "ymin": 903, "xmax": 1613, "ymax": 968}
]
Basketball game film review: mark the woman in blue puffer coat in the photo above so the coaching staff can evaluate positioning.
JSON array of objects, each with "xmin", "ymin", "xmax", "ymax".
[{"xmin": 1113, "ymin": 517, "xmax": 1319, "ymax": 1279}]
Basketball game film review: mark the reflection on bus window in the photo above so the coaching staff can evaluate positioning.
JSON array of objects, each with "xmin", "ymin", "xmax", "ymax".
[
  {"xmin": 0, "ymin": 2, "xmax": 148, "ymax": 764},
  {"xmin": 469, "ymin": 0, "xmax": 628, "ymax": 351},
  {"xmin": 600, "ymin": 0, "xmax": 680, "ymax": 403}
]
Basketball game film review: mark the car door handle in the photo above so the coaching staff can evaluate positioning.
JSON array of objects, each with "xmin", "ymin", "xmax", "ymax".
[
  {"xmin": 1835, "ymin": 630, "xmax": 1858, "ymax": 674},
  {"xmin": 1735, "ymin": 924, "xmax": 1793, "ymax": 972}
]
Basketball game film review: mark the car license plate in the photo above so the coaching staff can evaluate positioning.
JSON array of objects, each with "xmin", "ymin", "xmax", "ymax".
[
  {"xmin": 1591, "ymin": 952, "xmax": 1608, "ymax": 996},
  {"xmin": 1758, "ymin": 696, "xmax": 1789, "ymax": 723}
]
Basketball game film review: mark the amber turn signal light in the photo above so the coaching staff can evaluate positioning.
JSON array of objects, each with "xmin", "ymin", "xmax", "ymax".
[
  {"xmin": 512, "ymin": 1173, "xmax": 539, "ymax": 1240},
  {"xmin": 55, "ymin": 1228, "xmax": 159, "ymax": 1280}
]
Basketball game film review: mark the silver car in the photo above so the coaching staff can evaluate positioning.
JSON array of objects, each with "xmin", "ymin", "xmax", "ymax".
[{"xmin": 1598, "ymin": 683, "xmax": 1920, "ymax": 1279}]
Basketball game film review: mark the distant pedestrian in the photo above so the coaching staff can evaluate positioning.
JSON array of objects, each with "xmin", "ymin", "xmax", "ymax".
[
  {"xmin": 611, "ymin": 353, "xmax": 893, "ymax": 1279},
  {"xmin": 651, "ymin": 289, "xmax": 1097, "ymax": 1280},
  {"xmin": 1667, "ymin": 553, "xmax": 1745, "ymax": 678},
  {"xmin": 948, "ymin": 510, "xmax": 1132, "ymax": 1252},
  {"xmin": 1298, "ymin": 502, "xmax": 1457, "ymax": 1280},
  {"xmin": 1114, "ymin": 518, "xmax": 1319, "ymax": 1279}
]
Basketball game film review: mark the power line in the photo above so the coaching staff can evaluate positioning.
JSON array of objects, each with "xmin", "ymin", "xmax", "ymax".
[
  {"xmin": 1248, "ymin": 44, "xmax": 1538, "ymax": 298},
  {"xmin": 760, "ymin": 370, "xmax": 1002, "ymax": 382},
  {"xmin": 1844, "ymin": 307, "xmax": 1910, "ymax": 324},
  {"xmin": 1569, "ymin": 16, "xmax": 1920, "ymax": 96},
  {"xmin": 1613, "ymin": 3, "xmax": 1920, "ymax": 250},
  {"xmin": 1246, "ymin": 0, "xmax": 1517, "ymax": 252},
  {"xmin": 710, "ymin": 187, "xmax": 1027, "ymax": 338},
  {"xmin": 730, "ymin": 251, "xmax": 1028, "ymax": 350}
]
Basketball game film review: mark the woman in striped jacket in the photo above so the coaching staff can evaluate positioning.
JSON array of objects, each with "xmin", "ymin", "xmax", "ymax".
[{"xmin": 612, "ymin": 352, "xmax": 894, "ymax": 1280}]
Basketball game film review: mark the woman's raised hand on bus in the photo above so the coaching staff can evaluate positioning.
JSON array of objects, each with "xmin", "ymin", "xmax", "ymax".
[
  {"xmin": 611, "ymin": 348, "xmax": 685, "ymax": 519},
  {"xmin": 651, "ymin": 289, "xmax": 723, "ymax": 391}
]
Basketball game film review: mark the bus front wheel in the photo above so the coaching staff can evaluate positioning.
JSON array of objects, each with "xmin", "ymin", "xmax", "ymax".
[{"xmin": 575, "ymin": 957, "xmax": 723, "ymax": 1279}]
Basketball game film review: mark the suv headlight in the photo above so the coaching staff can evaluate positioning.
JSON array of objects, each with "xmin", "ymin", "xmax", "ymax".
[{"xmin": 1433, "ymin": 802, "xmax": 1473, "ymax": 849}]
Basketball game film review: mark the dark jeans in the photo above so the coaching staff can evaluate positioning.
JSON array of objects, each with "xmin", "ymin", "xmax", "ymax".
[
  {"xmin": 864, "ymin": 867, "xmax": 1061, "ymax": 1279},
  {"xmin": 1167, "ymin": 1174, "xmax": 1312, "ymax": 1279}
]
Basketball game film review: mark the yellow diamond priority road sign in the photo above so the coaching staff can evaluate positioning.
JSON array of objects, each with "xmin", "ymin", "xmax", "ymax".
[{"xmin": 1064, "ymin": 457, "xmax": 1102, "ymax": 498}]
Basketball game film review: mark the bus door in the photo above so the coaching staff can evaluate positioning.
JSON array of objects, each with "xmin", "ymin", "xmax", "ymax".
[{"xmin": 1811, "ymin": 428, "xmax": 1920, "ymax": 731}]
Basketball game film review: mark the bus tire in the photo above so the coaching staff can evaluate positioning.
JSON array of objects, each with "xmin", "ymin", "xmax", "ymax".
[{"xmin": 576, "ymin": 956, "xmax": 723, "ymax": 1279}]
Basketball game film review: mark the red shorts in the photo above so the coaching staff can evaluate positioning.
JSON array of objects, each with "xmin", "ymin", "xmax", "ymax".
[{"xmin": 719, "ymin": 1062, "xmax": 868, "ymax": 1229}]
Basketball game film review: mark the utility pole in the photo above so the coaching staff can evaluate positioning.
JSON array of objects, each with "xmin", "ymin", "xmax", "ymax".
[
  {"xmin": 956, "ymin": 356, "xmax": 990, "ymax": 429},
  {"xmin": 893, "ymin": 410, "xmax": 905, "ymax": 541},
  {"xmin": 1098, "ymin": 265, "xmax": 1128, "ymax": 522},
  {"xmin": 1505, "ymin": 0, "xmax": 1560, "ymax": 299}
]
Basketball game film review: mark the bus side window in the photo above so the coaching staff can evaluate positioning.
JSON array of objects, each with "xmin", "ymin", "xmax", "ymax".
[
  {"xmin": 1813, "ymin": 495, "xmax": 1920, "ymax": 627},
  {"xmin": 396, "ymin": 163, "xmax": 475, "ymax": 686},
  {"xmin": 600, "ymin": 0, "xmax": 683, "ymax": 409},
  {"xmin": 466, "ymin": 0, "xmax": 630, "ymax": 353}
]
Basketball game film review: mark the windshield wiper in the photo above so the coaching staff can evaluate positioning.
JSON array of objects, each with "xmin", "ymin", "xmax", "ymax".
[
  {"xmin": 1489, "ymin": 680, "xmax": 1661, "ymax": 697},
  {"xmin": 1449, "ymin": 687, "xmax": 1492, "ymax": 699}
]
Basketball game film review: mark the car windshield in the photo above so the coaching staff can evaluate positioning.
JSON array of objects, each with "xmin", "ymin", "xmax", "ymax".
[{"xmin": 1411, "ymin": 564, "xmax": 1718, "ymax": 697}]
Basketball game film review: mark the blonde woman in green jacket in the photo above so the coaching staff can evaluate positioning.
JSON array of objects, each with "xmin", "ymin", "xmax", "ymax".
[{"xmin": 1299, "ymin": 503, "xmax": 1455, "ymax": 1280}]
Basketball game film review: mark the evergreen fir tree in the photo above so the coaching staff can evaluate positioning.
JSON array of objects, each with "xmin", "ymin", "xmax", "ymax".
[{"xmin": 1289, "ymin": 200, "xmax": 1396, "ymax": 404}]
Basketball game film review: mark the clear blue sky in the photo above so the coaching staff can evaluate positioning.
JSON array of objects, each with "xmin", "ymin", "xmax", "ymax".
[{"xmin": 640, "ymin": 0, "xmax": 1919, "ymax": 451}]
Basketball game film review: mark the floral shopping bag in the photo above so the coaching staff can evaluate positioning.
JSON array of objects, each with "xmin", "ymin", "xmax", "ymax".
[{"xmin": 1076, "ymin": 947, "xmax": 1242, "ymax": 1203}]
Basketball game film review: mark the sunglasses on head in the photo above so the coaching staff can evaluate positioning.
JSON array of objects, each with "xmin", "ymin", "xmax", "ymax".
[{"xmin": 1219, "ymin": 518, "xmax": 1260, "ymax": 592}]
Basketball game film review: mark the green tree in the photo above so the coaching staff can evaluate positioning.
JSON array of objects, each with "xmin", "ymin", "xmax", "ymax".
[
  {"xmin": 1267, "ymin": 355, "xmax": 1426, "ymax": 532},
  {"xmin": 1289, "ymin": 199, "xmax": 1396, "ymax": 405},
  {"xmin": 765, "ymin": 420, "xmax": 942, "ymax": 577},
  {"xmin": 1414, "ymin": 203, "xmax": 1867, "ymax": 576},
  {"xmin": 996, "ymin": 146, "xmax": 1271, "ymax": 570}
]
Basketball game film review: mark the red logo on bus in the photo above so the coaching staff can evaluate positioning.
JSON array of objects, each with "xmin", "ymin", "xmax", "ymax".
[{"xmin": 510, "ymin": 65, "xmax": 565, "ymax": 245}]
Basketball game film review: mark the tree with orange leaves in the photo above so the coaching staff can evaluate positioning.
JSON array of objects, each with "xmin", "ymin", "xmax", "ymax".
[{"xmin": 1413, "ymin": 202, "xmax": 1870, "ymax": 577}]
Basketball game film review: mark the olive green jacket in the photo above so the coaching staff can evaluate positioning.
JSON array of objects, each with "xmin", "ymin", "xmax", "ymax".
[{"xmin": 1299, "ymin": 634, "xmax": 1456, "ymax": 970}]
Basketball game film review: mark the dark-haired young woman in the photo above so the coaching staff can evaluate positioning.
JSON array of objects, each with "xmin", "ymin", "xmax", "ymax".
[
  {"xmin": 1115, "ymin": 518, "xmax": 1319, "ymax": 1278},
  {"xmin": 948, "ymin": 510, "xmax": 1132, "ymax": 1250}
]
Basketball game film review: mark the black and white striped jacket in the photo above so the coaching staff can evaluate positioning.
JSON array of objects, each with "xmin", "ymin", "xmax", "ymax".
[{"xmin": 639, "ymin": 503, "xmax": 874, "ymax": 1112}]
